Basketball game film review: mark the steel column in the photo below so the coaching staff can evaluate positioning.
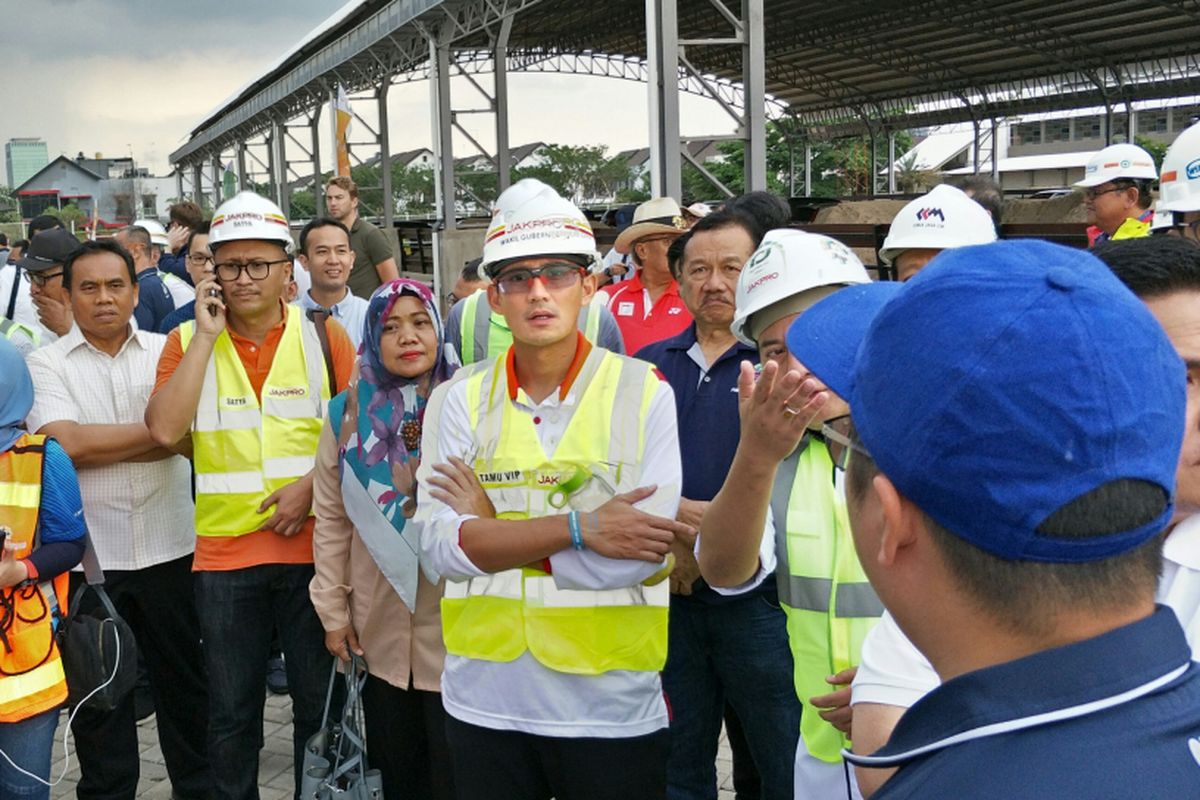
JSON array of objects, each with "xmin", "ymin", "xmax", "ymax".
[
  {"xmin": 646, "ymin": 0, "xmax": 681, "ymax": 199},
  {"xmin": 378, "ymin": 81, "xmax": 394, "ymax": 229},
  {"xmin": 210, "ymin": 156, "xmax": 222, "ymax": 208},
  {"xmin": 495, "ymin": 15, "xmax": 514, "ymax": 193},
  {"xmin": 887, "ymin": 131, "xmax": 896, "ymax": 194},
  {"xmin": 310, "ymin": 109, "xmax": 324, "ymax": 216},
  {"xmin": 991, "ymin": 119, "xmax": 1000, "ymax": 182},
  {"xmin": 175, "ymin": 170, "xmax": 184, "ymax": 204},
  {"xmin": 191, "ymin": 163, "xmax": 203, "ymax": 206},
  {"xmin": 235, "ymin": 142, "xmax": 248, "ymax": 192},
  {"xmin": 271, "ymin": 120, "xmax": 290, "ymax": 216},
  {"xmin": 741, "ymin": 0, "xmax": 766, "ymax": 190},
  {"xmin": 869, "ymin": 135, "xmax": 877, "ymax": 197},
  {"xmin": 430, "ymin": 36, "xmax": 456, "ymax": 230},
  {"xmin": 804, "ymin": 144, "xmax": 812, "ymax": 197}
]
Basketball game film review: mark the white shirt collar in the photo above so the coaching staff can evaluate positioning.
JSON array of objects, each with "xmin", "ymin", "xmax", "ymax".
[
  {"xmin": 62, "ymin": 322, "xmax": 143, "ymax": 356},
  {"xmin": 1165, "ymin": 514, "xmax": 1200, "ymax": 571},
  {"xmin": 300, "ymin": 289, "xmax": 353, "ymax": 317}
]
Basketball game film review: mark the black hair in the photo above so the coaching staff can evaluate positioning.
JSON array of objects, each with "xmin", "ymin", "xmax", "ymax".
[
  {"xmin": 63, "ymin": 238, "xmax": 137, "ymax": 290},
  {"xmin": 462, "ymin": 257, "xmax": 483, "ymax": 283},
  {"xmin": 846, "ymin": 442, "xmax": 1164, "ymax": 636},
  {"xmin": 723, "ymin": 191, "xmax": 792, "ymax": 242},
  {"xmin": 1092, "ymin": 236, "xmax": 1200, "ymax": 299},
  {"xmin": 298, "ymin": 217, "xmax": 351, "ymax": 255},
  {"xmin": 0, "ymin": 233, "xmax": 8, "ymax": 247},
  {"xmin": 28, "ymin": 215, "xmax": 64, "ymax": 239},
  {"xmin": 11, "ymin": 239, "xmax": 28, "ymax": 253},
  {"xmin": 669, "ymin": 210, "xmax": 760, "ymax": 278},
  {"xmin": 950, "ymin": 176, "xmax": 1004, "ymax": 236},
  {"xmin": 186, "ymin": 220, "xmax": 211, "ymax": 253}
]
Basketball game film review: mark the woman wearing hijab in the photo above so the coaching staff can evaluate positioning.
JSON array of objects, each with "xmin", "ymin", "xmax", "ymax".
[
  {"xmin": 0, "ymin": 337, "xmax": 86, "ymax": 798},
  {"xmin": 310, "ymin": 279, "xmax": 458, "ymax": 800}
]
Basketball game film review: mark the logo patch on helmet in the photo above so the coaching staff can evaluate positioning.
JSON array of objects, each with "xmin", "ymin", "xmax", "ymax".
[
  {"xmin": 1187, "ymin": 158, "xmax": 1200, "ymax": 180},
  {"xmin": 915, "ymin": 208, "xmax": 945, "ymax": 222}
]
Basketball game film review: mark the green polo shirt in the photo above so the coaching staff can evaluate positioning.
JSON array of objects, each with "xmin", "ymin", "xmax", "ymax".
[{"xmin": 346, "ymin": 216, "xmax": 395, "ymax": 299}]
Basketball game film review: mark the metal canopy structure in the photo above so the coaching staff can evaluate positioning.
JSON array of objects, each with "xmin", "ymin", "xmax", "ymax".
[{"xmin": 168, "ymin": 0, "xmax": 1200, "ymax": 243}]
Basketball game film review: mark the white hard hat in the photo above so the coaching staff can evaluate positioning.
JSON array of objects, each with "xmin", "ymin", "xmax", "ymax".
[
  {"xmin": 1150, "ymin": 206, "xmax": 1175, "ymax": 232},
  {"xmin": 133, "ymin": 218, "xmax": 169, "ymax": 248},
  {"xmin": 1073, "ymin": 143, "xmax": 1158, "ymax": 188},
  {"xmin": 209, "ymin": 191, "xmax": 294, "ymax": 255},
  {"xmin": 481, "ymin": 178, "xmax": 601, "ymax": 277},
  {"xmin": 878, "ymin": 184, "xmax": 997, "ymax": 265},
  {"xmin": 1157, "ymin": 119, "xmax": 1200, "ymax": 213},
  {"xmin": 731, "ymin": 229, "xmax": 871, "ymax": 346}
]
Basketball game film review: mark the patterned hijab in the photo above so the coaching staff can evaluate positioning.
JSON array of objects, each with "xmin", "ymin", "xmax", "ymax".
[
  {"xmin": 332, "ymin": 279, "xmax": 456, "ymax": 530},
  {"xmin": 0, "ymin": 338, "xmax": 32, "ymax": 454}
]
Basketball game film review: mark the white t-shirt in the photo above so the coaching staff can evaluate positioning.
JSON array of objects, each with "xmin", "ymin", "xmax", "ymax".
[
  {"xmin": 0, "ymin": 264, "xmax": 57, "ymax": 345},
  {"xmin": 416, "ymin": 357, "xmax": 681, "ymax": 738},
  {"xmin": 851, "ymin": 516, "xmax": 1200, "ymax": 709}
]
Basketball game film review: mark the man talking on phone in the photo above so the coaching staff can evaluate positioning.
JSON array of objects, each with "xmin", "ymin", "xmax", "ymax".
[{"xmin": 146, "ymin": 191, "xmax": 357, "ymax": 800}]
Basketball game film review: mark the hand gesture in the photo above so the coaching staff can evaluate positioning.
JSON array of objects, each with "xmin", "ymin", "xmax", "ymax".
[
  {"xmin": 427, "ymin": 456, "xmax": 496, "ymax": 519},
  {"xmin": 585, "ymin": 486, "xmax": 693, "ymax": 563},
  {"xmin": 167, "ymin": 224, "xmax": 189, "ymax": 255},
  {"xmin": 32, "ymin": 293, "xmax": 73, "ymax": 337},
  {"xmin": 736, "ymin": 360, "xmax": 827, "ymax": 464},
  {"xmin": 194, "ymin": 277, "xmax": 227, "ymax": 337},
  {"xmin": 324, "ymin": 625, "xmax": 364, "ymax": 662},
  {"xmin": 810, "ymin": 666, "xmax": 858, "ymax": 735},
  {"xmin": 0, "ymin": 539, "xmax": 28, "ymax": 590},
  {"xmin": 259, "ymin": 477, "xmax": 314, "ymax": 536}
]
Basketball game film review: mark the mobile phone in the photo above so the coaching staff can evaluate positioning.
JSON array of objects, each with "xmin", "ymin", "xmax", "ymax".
[
  {"xmin": 0, "ymin": 527, "xmax": 9, "ymax": 553},
  {"xmin": 207, "ymin": 286, "xmax": 222, "ymax": 316}
]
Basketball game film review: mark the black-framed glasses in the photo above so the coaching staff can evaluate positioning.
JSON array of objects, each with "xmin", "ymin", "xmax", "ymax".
[
  {"xmin": 24, "ymin": 269, "xmax": 63, "ymax": 287},
  {"xmin": 186, "ymin": 253, "xmax": 214, "ymax": 267},
  {"xmin": 213, "ymin": 259, "xmax": 290, "ymax": 282},
  {"xmin": 495, "ymin": 263, "xmax": 586, "ymax": 295},
  {"xmin": 821, "ymin": 415, "xmax": 871, "ymax": 472},
  {"xmin": 1083, "ymin": 183, "xmax": 1134, "ymax": 201}
]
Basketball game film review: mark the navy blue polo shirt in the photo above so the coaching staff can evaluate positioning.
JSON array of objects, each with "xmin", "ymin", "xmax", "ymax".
[
  {"xmin": 846, "ymin": 606, "xmax": 1200, "ymax": 798},
  {"xmin": 637, "ymin": 324, "xmax": 770, "ymax": 604},
  {"xmin": 134, "ymin": 268, "xmax": 175, "ymax": 334}
]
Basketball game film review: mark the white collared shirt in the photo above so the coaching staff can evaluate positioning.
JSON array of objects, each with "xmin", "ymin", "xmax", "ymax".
[
  {"xmin": 296, "ymin": 288, "xmax": 369, "ymax": 349},
  {"xmin": 416, "ymin": 361, "xmax": 681, "ymax": 738},
  {"xmin": 26, "ymin": 325, "xmax": 195, "ymax": 571}
]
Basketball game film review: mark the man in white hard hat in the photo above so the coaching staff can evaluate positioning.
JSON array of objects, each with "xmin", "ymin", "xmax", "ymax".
[
  {"xmin": 879, "ymin": 184, "xmax": 997, "ymax": 281},
  {"xmin": 596, "ymin": 196, "xmax": 692, "ymax": 353},
  {"xmin": 697, "ymin": 229, "xmax": 884, "ymax": 799},
  {"xmin": 146, "ymin": 191, "xmax": 357, "ymax": 799},
  {"xmin": 417, "ymin": 178, "xmax": 692, "ymax": 799},
  {"xmin": 1154, "ymin": 119, "xmax": 1200, "ymax": 243},
  {"xmin": 1075, "ymin": 142, "xmax": 1158, "ymax": 245}
]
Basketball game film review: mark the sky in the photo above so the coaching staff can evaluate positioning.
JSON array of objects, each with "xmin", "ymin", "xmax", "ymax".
[{"xmin": 0, "ymin": 0, "xmax": 737, "ymax": 182}]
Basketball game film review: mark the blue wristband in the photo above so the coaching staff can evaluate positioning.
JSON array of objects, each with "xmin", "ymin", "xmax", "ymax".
[{"xmin": 567, "ymin": 510, "xmax": 585, "ymax": 551}]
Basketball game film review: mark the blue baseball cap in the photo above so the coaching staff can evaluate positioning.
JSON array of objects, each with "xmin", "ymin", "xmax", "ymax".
[
  {"xmin": 786, "ymin": 282, "xmax": 901, "ymax": 402},
  {"xmin": 787, "ymin": 240, "xmax": 1184, "ymax": 563}
]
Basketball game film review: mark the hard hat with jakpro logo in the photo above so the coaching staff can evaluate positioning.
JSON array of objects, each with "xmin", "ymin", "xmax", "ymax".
[
  {"xmin": 1074, "ymin": 143, "xmax": 1158, "ymax": 188},
  {"xmin": 1157, "ymin": 120, "xmax": 1200, "ymax": 213},
  {"xmin": 731, "ymin": 229, "xmax": 870, "ymax": 346},
  {"xmin": 879, "ymin": 184, "xmax": 996, "ymax": 265},
  {"xmin": 134, "ymin": 218, "xmax": 170, "ymax": 248},
  {"xmin": 208, "ymin": 191, "xmax": 294, "ymax": 255},
  {"xmin": 481, "ymin": 178, "xmax": 601, "ymax": 278}
]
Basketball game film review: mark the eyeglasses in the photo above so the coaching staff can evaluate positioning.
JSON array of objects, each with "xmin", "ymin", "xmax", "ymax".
[
  {"xmin": 495, "ymin": 263, "xmax": 586, "ymax": 295},
  {"xmin": 186, "ymin": 253, "xmax": 214, "ymax": 267},
  {"xmin": 1083, "ymin": 183, "xmax": 1133, "ymax": 201},
  {"xmin": 24, "ymin": 269, "xmax": 63, "ymax": 287},
  {"xmin": 821, "ymin": 415, "xmax": 871, "ymax": 472},
  {"xmin": 213, "ymin": 259, "xmax": 290, "ymax": 282}
]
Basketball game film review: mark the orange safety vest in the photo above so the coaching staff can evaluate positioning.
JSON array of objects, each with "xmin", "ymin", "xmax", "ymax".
[{"xmin": 0, "ymin": 434, "xmax": 70, "ymax": 722}]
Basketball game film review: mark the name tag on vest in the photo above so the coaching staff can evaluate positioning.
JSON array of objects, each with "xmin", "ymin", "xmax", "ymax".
[
  {"xmin": 222, "ymin": 396, "xmax": 253, "ymax": 408},
  {"xmin": 266, "ymin": 386, "xmax": 308, "ymax": 399},
  {"xmin": 617, "ymin": 301, "xmax": 635, "ymax": 317}
]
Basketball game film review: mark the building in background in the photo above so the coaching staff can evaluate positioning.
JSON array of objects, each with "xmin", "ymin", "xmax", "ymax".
[{"xmin": 5, "ymin": 138, "xmax": 49, "ymax": 188}]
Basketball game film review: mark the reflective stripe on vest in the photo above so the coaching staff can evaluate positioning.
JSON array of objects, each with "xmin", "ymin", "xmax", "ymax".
[
  {"xmin": 771, "ymin": 438, "xmax": 883, "ymax": 763},
  {"xmin": 0, "ymin": 318, "xmax": 39, "ymax": 348},
  {"xmin": 181, "ymin": 305, "xmax": 329, "ymax": 536},
  {"xmin": 459, "ymin": 290, "xmax": 605, "ymax": 365},
  {"xmin": 0, "ymin": 435, "xmax": 69, "ymax": 722},
  {"xmin": 441, "ymin": 347, "xmax": 668, "ymax": 675}
]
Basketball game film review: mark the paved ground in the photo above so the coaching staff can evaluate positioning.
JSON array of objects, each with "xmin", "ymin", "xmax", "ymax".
[{"xmin": 48, "ymin": 693, "xmax": 737, "ymax": 798}]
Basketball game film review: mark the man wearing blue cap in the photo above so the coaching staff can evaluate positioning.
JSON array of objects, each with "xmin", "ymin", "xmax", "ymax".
[{"xmin": 786, "ymin": 240, "xmax": 1200, "ymax": 797}]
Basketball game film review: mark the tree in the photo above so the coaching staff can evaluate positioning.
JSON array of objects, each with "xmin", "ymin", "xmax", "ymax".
[
  {"xmin": 513, "ymin": 145, "xmax": 633, "ymax": 204},
  {"xmin": 1135, "ymin": 135, "xmax": 1169, "ymax": 172}
]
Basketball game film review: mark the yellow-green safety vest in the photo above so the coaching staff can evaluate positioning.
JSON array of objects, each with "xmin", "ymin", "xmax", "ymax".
[
  {"xmin": 1110, "ymin": 215, "xmax": 1152, "ymax": 241},
  {"xmin": 180, "ymin": 304, "xmax": 330, "ymax": 536},
  {"xmin": 771, "ymin": 436, "xmax": 884, "ymax": 763},
  {"xmin": 441, "ymin": 346, "xmax": 669, "ymax": 675},
  {"xmin": 0, "ymin": 318, "xmax": 39, "ymax": 350},
  {"xmin": 458, "ymin": 290, "xmax": 603, "ymax": 365}
]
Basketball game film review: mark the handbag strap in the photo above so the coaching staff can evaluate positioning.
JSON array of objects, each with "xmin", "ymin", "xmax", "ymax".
[
  {"xmin": 330, "ymin": 653, "xmax": 371, "ymax": 780},
  {"xmin": 65, "ymin": 532, "xmax": 120, "ymax": 622}
]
